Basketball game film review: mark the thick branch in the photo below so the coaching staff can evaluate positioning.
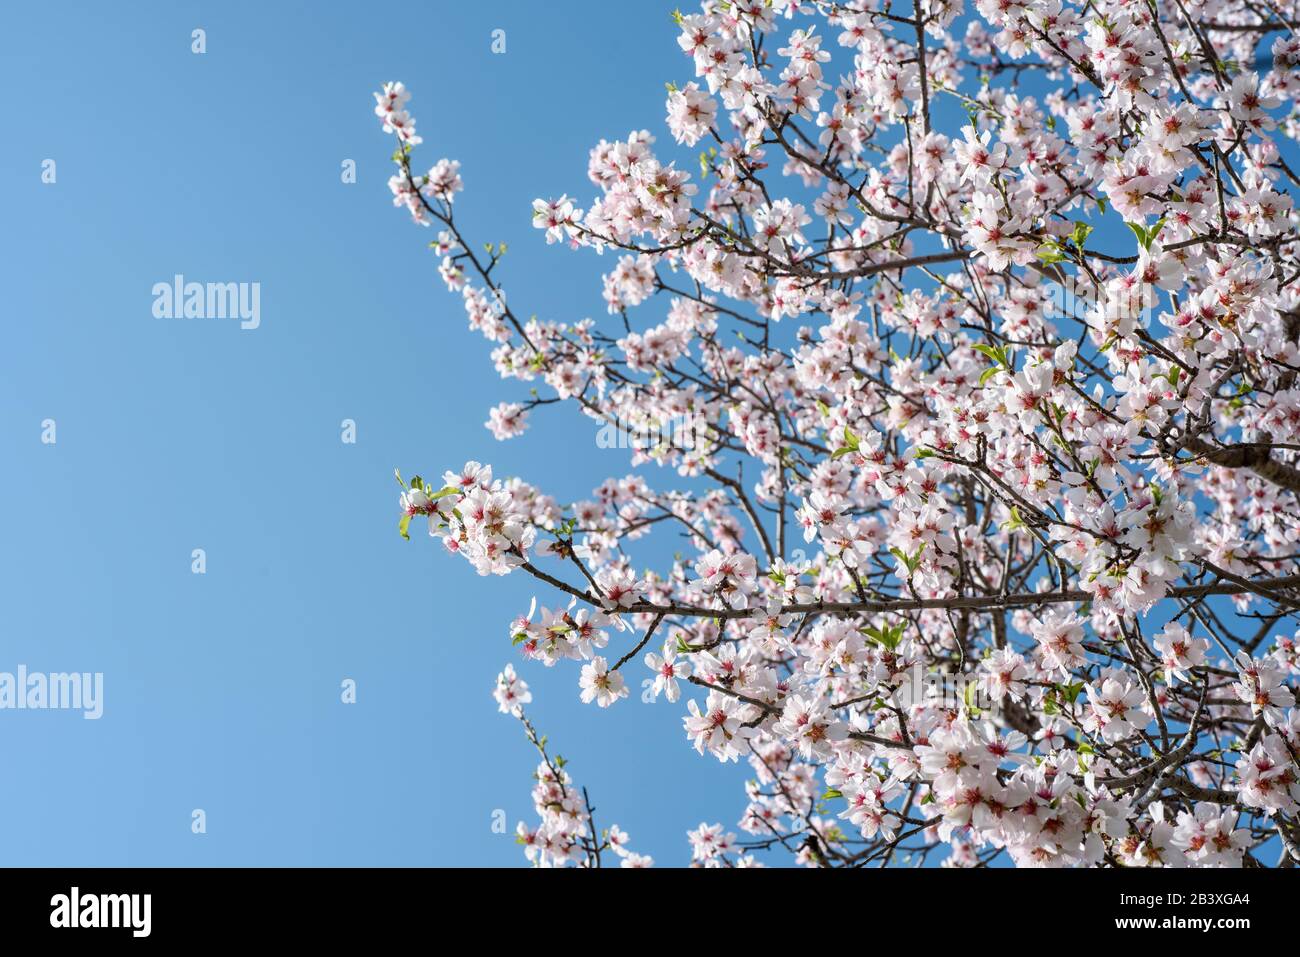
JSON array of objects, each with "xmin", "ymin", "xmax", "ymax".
[{"xmin": 1183, "ymin": 438, "xmax": 1300, "ymax": 495}]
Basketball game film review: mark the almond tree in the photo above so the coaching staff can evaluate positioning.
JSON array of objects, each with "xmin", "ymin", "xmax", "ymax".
[{"xmin": 378, "ymin": 0, "xmax": 1300, "ymax": 867}]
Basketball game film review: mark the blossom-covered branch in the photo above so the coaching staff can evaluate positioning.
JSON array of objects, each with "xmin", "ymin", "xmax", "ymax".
[{"xmin": 378, "ymin": 0, "xmax": 1300, "ymax": 867}]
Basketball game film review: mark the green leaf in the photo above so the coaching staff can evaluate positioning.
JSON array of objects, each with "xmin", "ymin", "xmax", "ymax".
[
  {"xmin": 975, "ymin": 343, "xmax": 1010, "ymax": 388},
  {"xmin": 398, "ymin": 513, "xmax": 412, "ymax": 541},
  {"xmin": 822, "ymin": 788, "xmax": 843, "ymax": 800},
  {"xmin": 1037, "ymin": 242, "xmax": 1067, "ymax": 265},
  {"xmin": 1148, "ymin": 217, "xmax": 1166, "ymax": 248},
  {"xmin": 831, "ymin": 425, "xmax": 861, "ymax": 461},
  {"xmin": 1002, "ymin": 506, "xmax": 1026, "ymax": 532},
  {"xmin": 860, "ymin": 621, "xmax": 906, "ymax": 651},
  {"xmin": 1126, "ymin": 218, "xmax": 1165, "ymax": 252},
  {"xmin": 889, "ymin": 544, "xmax": 925, "ymax": 575},
  {"xmin": 973, "ymin": 344, "xmax": 1011, "ymax": 372}
]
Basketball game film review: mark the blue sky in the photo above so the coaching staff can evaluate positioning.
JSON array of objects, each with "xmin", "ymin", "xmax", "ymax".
[{"xmin": 0, "ymin": 0, "xmax": 754, "ymax": 866}]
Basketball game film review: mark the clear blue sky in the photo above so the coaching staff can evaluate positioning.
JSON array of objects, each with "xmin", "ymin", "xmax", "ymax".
[{"xmin": 0, "ymin": 0, "xmax": 752, "ymax": 866}]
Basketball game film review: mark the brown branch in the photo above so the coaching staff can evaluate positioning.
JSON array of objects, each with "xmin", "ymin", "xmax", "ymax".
[{"xmin": 1182, "ymin": 437, "xmax": 1300, "ymax": 496}]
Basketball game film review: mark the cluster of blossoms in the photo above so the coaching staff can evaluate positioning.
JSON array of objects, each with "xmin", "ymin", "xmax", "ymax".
[
  {"xmin": 380, "ymin": 0, "xmax": 1300, "ymax": 867},
  {"xmin": 493, "ymin": 666, "xmax": 652, "ymax": 867}
]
